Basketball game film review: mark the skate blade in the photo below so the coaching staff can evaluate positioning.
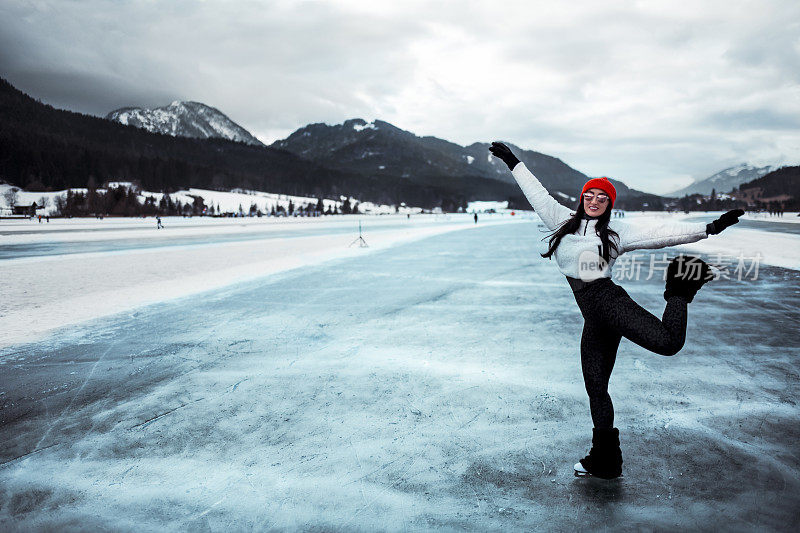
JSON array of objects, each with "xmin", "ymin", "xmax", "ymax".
[{"xmin": 573, "ymin": 471, "xmax": 623, "ymax": 479}]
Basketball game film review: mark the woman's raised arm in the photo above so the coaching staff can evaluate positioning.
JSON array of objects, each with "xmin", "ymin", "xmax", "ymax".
[
  {"xmin": 615, "ymin": 219, "xmax": 709, "ymax": 253},
  {"xmin": 490, "ymin": 142, "xmax": 573, "ymax": 231},
  {"xmin": 615, "ymin": 209, "xmax": 744, "ymax": 253}
]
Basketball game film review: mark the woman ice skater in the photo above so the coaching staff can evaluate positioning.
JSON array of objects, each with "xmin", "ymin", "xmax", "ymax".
[{"xmin": 489, "ymin": 142, "xmax": 743, "ymax": 479}]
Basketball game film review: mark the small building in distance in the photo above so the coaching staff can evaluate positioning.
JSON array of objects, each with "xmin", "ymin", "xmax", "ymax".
[{"xmin": 12, "ymin": 202, "xmax": 37, "ymax": 216}]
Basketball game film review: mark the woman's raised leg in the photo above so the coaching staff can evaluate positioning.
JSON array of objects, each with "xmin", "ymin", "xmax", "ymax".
[{"xmin": 602, "ymin": 286, "xmax": 688, "ymax": 356}]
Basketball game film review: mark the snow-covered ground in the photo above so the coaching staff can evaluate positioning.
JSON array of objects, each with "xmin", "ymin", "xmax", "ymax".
[{"xmin": 1, "ymin": 211, "xmax": 798, "ymax": 530}]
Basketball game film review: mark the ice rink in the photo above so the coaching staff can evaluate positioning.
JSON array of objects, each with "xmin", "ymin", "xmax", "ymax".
[{"xmin": 1, "ymin": 214, "xmax": 799, "ymax": 531}]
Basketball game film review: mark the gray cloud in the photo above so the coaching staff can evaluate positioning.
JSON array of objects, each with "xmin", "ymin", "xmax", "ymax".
[
  {"xmin": 1, "ymin": 0, "xmax": 798, "ymax": 193},
  {"xmin": 705, "ymin": 109, "xmax": 800, "ymax": 131}
]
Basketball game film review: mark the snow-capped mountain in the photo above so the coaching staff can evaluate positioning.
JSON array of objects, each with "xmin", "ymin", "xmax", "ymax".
[
  {"xmin": 106, "ymin": 101, "xmax": 264, "ymax": 146},
  {"xmin": 666, "ymin": 163, "xmax": 775, "ymax": 197},
  {"xmin": 272, "ymin": 118, "xmax": 526, "ymax": 184},
  {"xmin": 270, "ymin": 118, "xmax": 656, "ymax": 206}
]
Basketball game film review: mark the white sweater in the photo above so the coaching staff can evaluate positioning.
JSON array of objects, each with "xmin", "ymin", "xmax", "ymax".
[{"xmin": 511, "ymin": 163, "xmax": 709, "ymax": 280}]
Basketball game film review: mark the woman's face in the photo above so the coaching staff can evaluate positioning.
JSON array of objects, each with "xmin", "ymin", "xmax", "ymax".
[{"xmin": 583, "ymin": 187, "xmax": 610, "ymax": 217}]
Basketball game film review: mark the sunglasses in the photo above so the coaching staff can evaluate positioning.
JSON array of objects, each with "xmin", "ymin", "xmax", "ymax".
[{"xmin": 582, "ymin": 192, "xmax": 610, "ymax": 204}]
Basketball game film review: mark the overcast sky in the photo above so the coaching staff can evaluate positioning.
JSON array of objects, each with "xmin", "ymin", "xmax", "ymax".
[{"xmin": 2, "ymin": 0, "xmax": 799, "ymax": 194}]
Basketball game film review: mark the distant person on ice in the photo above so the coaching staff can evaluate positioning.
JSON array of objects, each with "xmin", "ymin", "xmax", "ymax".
[
  {"xmin": 156, "ymin": 216, "xmax": 163, "ymax": 229},
  {"xmin": 489, "ymin": 141, "xmax": 744, "ymax": 480},
  {"xmin": 474, "ymin": 213, "xmax": 478, "ymax": 224}
]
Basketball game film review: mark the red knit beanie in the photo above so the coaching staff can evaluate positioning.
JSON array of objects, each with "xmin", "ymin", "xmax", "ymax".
[{"xmin": 581, "ymin": 177, "xmax": 616, "ymax": 206}]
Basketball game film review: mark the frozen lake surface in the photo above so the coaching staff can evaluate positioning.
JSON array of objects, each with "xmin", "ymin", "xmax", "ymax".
[
  {"xmin": 0, "ymin": 216, "xmax": 477, "ymax": 260},
  {"xmin": 1, "ymin": 216, "xmax": 799, "ymax": 531}
]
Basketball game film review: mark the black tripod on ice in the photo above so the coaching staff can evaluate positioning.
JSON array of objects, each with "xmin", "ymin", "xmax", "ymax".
[{"xmin": 349, "ymin": 220, "xmax": 369, "ymax": 248}]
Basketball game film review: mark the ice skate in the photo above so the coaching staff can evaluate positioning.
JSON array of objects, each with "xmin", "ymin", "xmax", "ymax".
[
  {"xmin": 573, "ymin": 461, "xmax": 590, "ymax": 476},
  {"xmin": 574, "ymin": 427, "xmax": 623, "ymax": 479}
]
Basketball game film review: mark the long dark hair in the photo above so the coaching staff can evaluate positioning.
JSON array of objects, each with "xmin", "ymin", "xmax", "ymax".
[{"xmin": 541, "ymin": 201, "xmax": 620, "ymax": 263}]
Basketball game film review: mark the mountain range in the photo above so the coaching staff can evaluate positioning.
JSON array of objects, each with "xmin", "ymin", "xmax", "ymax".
[
  {"xmin": 666, "ymin": 164, "xmax": 775, "ymax": 197},
  {"xmin": 104, "ymin": 95, "xmax": 662, "ymax": 208},
  {"xmin": 3, "ymin": 76, "xmax": 793, "ymax": 211},
  {"xmin": 271, "ymin": 119, "xmax": 607, "ymax": 199}
]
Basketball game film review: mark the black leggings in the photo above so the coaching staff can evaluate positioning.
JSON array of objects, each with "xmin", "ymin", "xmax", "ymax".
[{"xmin": 571, "ymin": 277, "xmax": 688, "ymax": 429}]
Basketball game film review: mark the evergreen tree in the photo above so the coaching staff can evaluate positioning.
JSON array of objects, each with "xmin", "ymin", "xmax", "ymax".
[{"xmin": 192, "ymin": 195, "xmax": 206, "ymax": 215}]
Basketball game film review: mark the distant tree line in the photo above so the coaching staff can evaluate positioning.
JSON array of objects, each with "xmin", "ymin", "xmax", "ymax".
[
  {"xmin": 51, "ymin": 184, "xmax": 362, "ymax": 218},
  {"xmin": 672, "ymin": 192, "xmax": 744, "ymax": 213},
  {"xmin": 53, "ymin": 187, "xmax": 192, "ymax": 217},
  {"xmin": 735, "ymin": 166, "xmax": 800, "ymax": 210}
]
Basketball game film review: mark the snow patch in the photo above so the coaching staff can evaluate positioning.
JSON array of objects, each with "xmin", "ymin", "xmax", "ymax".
[
  {"xmin": 723, "ymin": 163, "xmax": 753, "ymax": 177},
  {"xmin": 467, "ymin": 201, "xmax": 509, "ymax": 213},
  {"xmin": 353, "ymin": 121, "xmax": 376, "ymax": 132},
  {"xmin": 106, "ymin": 182, "xmax": 135, "ymax": 190}
]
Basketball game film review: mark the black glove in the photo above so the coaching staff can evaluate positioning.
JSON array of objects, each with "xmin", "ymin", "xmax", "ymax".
[
  {"xmin": 489, "ymin": 141, "xmax": 520, "ymax": 171},
  {"xmin": 706, "ymin": 209, "xmax": 745, "ymax": 235}
]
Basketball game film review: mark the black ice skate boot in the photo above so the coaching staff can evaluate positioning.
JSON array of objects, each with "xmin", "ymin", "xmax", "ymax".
[
  {"xmin": 574, "ymin": 427, "xmax": 623, "ymax": 479},
  {"xmin": 663, "ymin": 255, "xmax": 714, "ymax": 303}
]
